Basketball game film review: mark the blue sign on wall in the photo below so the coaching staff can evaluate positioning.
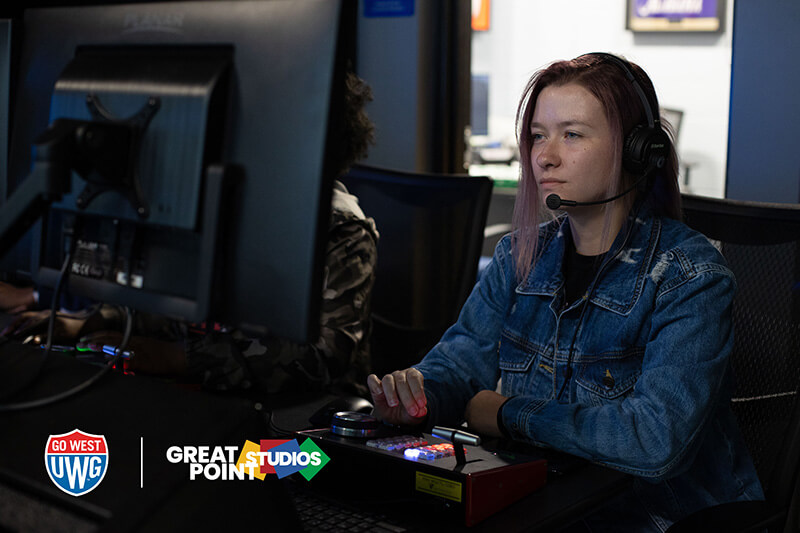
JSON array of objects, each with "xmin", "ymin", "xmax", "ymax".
[
  {"xmin": 633, "ymin": 0, "xmax": 718, "ymax": 18},
  {"xmin": 364, "ymin": 0, "xmax": 414, "ymax": 18},
  {"xmin": 627, "ymin": 0, "xmax": 724, "ymax": 32}
]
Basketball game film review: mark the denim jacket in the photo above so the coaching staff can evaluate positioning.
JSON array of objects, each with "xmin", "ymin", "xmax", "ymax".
[{"xmin": 415, "ymin": 206, "xmax": 764, "ymax": 530}]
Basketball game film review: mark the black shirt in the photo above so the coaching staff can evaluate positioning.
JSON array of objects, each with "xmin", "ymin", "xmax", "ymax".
[{"xmin": 562, "ymin": 242, "xmax": 605, "ymax": 307}]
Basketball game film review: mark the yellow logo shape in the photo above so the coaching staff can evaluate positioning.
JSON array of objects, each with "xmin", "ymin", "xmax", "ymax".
[{"xmin": 236, "ymin": 440, "xmax": 265, "ymax": 480}]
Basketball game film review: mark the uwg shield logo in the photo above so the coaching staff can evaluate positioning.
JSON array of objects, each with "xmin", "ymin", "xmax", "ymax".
[{"xmin": 45, "ymin": 430, "xmax": 108, "ymax": 496}]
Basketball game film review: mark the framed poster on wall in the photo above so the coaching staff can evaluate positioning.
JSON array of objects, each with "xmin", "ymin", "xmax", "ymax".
[{"xmin": 627, "ymin": 0, "xmax": 725, "ymax": 33}]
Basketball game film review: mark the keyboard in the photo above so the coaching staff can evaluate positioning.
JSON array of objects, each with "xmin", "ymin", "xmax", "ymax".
[{"xmin": 287, "ymin": 479, "xmax": 415, "ymax": 533}]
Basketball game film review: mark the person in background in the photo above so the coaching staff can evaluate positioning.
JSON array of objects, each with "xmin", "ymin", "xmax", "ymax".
[
  {"xmin": 0, "ymin": 282, "xmax": 36, "ymax": 314},
  {"xmin": 0, "ymin": 283, "xmax": 103, "ymax": 342},
  {"xmin": 366, "ymin": 53, "xmax": 763, "ymax": 531},
  {"xmin": 169, "ymin": 70, "xmax": 379, "ymax": 396}
]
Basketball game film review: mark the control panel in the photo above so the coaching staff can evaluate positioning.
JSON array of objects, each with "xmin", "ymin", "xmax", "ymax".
[{"xmin": 297, "ymin": 413, "xmax": 547, "ymax": 526}]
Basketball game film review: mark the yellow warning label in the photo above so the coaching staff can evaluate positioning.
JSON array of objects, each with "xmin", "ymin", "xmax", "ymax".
[{"xmin": 415, "ymin": 471, "xmax": 462, "ymax": 502}]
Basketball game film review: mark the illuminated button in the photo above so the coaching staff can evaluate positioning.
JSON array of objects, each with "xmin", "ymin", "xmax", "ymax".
[{"xmin": 404, "ymin": 449, "xmax": 422, "ymax": 460}]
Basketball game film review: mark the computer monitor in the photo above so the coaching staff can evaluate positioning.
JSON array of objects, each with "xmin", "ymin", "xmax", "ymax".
[
  {"xmin": 0, "ymin": 17, "xmax": 19, "ymax": 280},
  {"xmin": 5, "ymin": 0, "xmax": 356, "ymax": 343},
  {"xmin": 0, "ymin": 18, "xmax": 9, "ymax": 197}
]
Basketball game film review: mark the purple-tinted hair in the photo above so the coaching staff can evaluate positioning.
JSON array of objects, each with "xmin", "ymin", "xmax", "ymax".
[{"xmin": 511, "ymin": 53, "xmax": 681, "ymax": 282}]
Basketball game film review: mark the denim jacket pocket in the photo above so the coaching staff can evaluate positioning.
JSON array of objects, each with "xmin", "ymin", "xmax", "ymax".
[
  {"xmin": 498, "ymin": 332, "xmax": 554, "ymax": 398},
  {"xmin": 575, "ymin": 348, "xmax": 644, "ymax": 406}
]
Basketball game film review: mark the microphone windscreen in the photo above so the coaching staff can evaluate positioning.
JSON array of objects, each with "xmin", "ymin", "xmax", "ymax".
[{"xmin": 545, "ymin": 194, "xmax": 562, "ymax": 210}]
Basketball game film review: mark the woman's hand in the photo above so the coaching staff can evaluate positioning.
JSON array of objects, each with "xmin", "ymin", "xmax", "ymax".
[
  {"xmin": 367, "ymin": 368, "xmax": 428, "ymax": 426},
  {"xmin": 465, "ymin": 389, "xmax": 508, "ymax": 438}
]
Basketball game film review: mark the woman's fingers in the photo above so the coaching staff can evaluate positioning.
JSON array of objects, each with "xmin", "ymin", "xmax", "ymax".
[{"xmin": 367, "ymin": 369, "xmax": 427, "ymax": 423}]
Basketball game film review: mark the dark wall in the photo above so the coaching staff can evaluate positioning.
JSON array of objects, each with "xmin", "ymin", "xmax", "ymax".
[{"xmin": 356, "ymin": 0, "xmax": 470, "ymax": 173}]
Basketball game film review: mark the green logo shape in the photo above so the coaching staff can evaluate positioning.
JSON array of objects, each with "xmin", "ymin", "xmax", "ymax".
[{"xmin": 298, "ymin": 438, "xmax": 330, "ymax": 481}]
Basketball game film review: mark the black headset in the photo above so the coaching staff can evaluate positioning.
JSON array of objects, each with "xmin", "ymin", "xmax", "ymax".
[{"xmin": 581, "ymin": 52, "xmax": 670, "ymax": 176}]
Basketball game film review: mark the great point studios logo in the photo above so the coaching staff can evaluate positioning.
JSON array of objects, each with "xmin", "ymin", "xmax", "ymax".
[
  {"xmin": 43, "ymin": 431, "xmax": 328, "ymax": 496},
  {"xmin": 45, "ymin": 430, "xmax": 109, "ymax": 496},
  {"xmin": 167, "ymin": 439, "xmax": 330, "ymax": 481}
]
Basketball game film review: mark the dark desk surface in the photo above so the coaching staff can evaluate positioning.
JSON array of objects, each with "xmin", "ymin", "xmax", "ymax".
[
  {"xmin": 0, "ymin": 341, "xmax": 300, "ymax": 532},
  {"xmin": 1, "ymin": 342, "xmax": 630, "ymax": 532},
  {"xmin": 473, "ymin": 461, "xmax": 629, "ymax": 532}
]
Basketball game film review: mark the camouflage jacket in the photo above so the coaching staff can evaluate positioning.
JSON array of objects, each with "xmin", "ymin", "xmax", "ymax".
[{"xmin": 184, "ymin": 182, "xmax": 379, "ymax": 396}]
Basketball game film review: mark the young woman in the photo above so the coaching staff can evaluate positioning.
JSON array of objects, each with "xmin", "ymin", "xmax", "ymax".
[{"xmin": 367, "ymin": 53, "xmax": 763, "ymax": 531}]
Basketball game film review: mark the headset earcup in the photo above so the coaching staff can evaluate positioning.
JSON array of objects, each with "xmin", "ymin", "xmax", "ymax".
[
  {"xmin": 623, "ymin": 125, "xmax": 669, "ymax": 175},
  {"xmin": 622, "ymin": 125, "xmax": 648, "ymax": 175}
]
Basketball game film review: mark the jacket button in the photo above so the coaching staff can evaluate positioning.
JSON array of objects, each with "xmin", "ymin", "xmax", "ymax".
[{"xmin": 602, "ymin": 374, "xmax": 615, "ymax": 389}]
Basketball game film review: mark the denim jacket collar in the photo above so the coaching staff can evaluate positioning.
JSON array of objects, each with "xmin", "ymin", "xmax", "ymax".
[{"xmin": 518, "ymin": 207, "xmax": 661, "ymax": 316}]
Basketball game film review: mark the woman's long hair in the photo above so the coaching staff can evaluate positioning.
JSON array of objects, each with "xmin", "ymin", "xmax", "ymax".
[{"xmin": 511, "ymin": 53, "xmax": 681, "ymax": 282}]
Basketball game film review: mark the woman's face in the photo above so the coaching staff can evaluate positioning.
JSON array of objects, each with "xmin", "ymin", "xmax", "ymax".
[{"xmin": 529, "ymin": 83, "xmax": 619, "ymax": 209}]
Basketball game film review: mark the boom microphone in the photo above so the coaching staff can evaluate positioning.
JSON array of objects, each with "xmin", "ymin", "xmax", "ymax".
[{"xmin": 544, "ymin": 169, "xmax": 657, "ymax": 210}]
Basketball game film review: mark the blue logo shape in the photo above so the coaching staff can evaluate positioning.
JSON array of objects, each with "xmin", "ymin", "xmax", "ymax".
[
  {"xmin": 265, "ymin": 440, "xmax": 306, "ymax": 479},
  {"xmin": 45, "ymin": 429, "xmax": 108, "ymax": 497}
]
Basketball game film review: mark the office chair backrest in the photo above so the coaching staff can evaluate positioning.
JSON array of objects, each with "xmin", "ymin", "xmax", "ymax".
[
  {"xmin": 681, "ymin": 194, "xmax": 800, "ymax": 527},
  {"xmin": 341, "ymin": 165, "xmax": 493, "ymax": 375}
]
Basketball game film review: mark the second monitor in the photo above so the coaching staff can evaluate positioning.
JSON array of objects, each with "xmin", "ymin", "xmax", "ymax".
[{"xmin": 6, "ymin": 0, "xmax": 356, "ymax": 343}]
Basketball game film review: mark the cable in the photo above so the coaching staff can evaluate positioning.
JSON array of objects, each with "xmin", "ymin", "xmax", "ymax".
[
  {"xmin": 555, "ymin": 204, "xmax": 643, "ymax": 401},
  {"xmin": 0, "ymin": 306, "xmax": 135, "ymax": 412}
]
